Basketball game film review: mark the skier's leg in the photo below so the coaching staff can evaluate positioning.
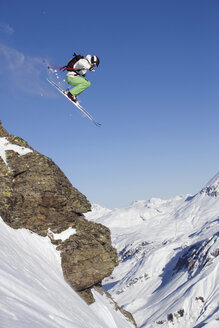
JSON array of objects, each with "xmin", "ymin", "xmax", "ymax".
[{"xmin": 66, "ymin": 76, "xmax": 91, "ymax": 96}]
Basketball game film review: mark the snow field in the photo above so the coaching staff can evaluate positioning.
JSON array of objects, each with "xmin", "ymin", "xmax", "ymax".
[{"xmin": 0, "ymin": 217, "xmax": 134, "ymax": 328}]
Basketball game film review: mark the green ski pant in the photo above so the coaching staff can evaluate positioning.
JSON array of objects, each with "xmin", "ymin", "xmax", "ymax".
[{"xmin": 66, "ymin": 76, "xmax": 91, "ymax": 96}]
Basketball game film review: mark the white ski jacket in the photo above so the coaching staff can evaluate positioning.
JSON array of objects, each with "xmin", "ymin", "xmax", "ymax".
[{"xmin": 67, "ymin": 56, "xmax": 93, "ymax": 78}]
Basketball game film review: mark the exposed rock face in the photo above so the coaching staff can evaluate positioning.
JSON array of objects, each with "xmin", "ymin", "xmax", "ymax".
[
  {"xmin": 173, "ymin": 232, "xmax": 219, "ymax": 278},
  {"xmin": 0, "ymin": 121, "xmax": 118, "ymax": 304},
  {"xmin": 57, "ymin": 220, "xmax": 118, "ymax": 292}
]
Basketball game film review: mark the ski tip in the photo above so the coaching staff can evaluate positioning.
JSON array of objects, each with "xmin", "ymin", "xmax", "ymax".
[{"xmin": 94, "ymin": 121, "xmax": 102, "ymax": 127}]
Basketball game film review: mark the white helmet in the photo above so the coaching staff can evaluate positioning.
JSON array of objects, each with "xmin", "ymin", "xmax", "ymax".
[{"xmin": 86, "ymin": 54, "xmax": 100, "ymax": 67}]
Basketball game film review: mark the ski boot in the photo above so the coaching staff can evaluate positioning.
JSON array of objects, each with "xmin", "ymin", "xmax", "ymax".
[{"xmin": 66, "ymin": 91, "xmax": 77, "ymax": 103}]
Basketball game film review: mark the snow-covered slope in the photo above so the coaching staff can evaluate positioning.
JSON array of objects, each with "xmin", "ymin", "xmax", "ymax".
[
  {"xmin": 86, "ymin": 173, "xmax": 219, "ymax": 328},
  {"xmin": 0, "ymin": 217, "xmax": 134, "ymax": 328}
]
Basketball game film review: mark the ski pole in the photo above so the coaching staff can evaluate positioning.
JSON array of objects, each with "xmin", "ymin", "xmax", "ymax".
[{"xmin": 47, "ymin": 63, "xmax": 89, "ymax": 71}]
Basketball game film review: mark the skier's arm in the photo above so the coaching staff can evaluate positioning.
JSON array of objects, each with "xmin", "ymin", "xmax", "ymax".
[{"xmin": 75, "ymin": 59, "xmax": 92, "ymax": 76}]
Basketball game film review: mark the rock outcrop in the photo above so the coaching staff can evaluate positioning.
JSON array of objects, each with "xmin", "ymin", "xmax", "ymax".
[{"xmin": 0, "ymin": 121, "xmax": 118, "ymax": 304}]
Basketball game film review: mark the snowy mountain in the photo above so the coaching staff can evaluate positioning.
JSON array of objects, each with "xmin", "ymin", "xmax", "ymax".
[
  {"xmin": 86, "ymin": 173, "xmax": 219, "ymax": 328},
  {"xmin": 0, "ymin": 121, "xmax": 218, "ymax": 327}
]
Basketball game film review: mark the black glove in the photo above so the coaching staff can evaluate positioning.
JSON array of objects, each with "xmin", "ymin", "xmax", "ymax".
[{"xmin": 89, "ymin": 67, "xmax": 95, "ymax": 72}]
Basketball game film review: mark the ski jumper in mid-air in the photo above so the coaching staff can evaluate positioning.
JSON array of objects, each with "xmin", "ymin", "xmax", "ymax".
[
  {"xmin": 64, "ymin": 54, "xmax": 100, "ymax": 103},
  {"xmin": 47, "ymin": 53, "xmax": 101, "ymax": 126}
]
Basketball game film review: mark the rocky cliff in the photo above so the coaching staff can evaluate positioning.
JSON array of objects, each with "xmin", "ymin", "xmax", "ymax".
[{"xmin": 0, "ymin": 121, "xmax": 119, "ymax": 304}]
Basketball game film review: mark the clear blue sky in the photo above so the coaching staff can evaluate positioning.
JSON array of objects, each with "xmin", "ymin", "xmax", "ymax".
[{"xmin": 0, "ymin": 0, "xmax": 219, "ymax": 209}]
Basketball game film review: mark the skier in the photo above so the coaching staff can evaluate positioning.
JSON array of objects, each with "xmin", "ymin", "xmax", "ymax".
[{"xmin": 64, "ymin": 54, "xmax": 100, "ymax": 103}]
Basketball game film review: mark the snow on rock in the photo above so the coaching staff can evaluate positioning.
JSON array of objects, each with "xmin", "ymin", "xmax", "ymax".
[
  {"xmin": 0, "ymin": 216, "xmax": 134, "ymax": 328},
  {"xmin": 86, "ymin": 173, "xmax": 219, "ymax": 328},
  {"xmin": 48, "ymin": 227, "xmax": 76, "ymax": 242},
  {"xmin": 0, "ymin": 137, "xmax": 32, "ymax": 169}
]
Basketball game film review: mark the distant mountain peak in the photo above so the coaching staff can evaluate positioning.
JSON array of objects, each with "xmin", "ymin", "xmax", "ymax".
[
  {"xmin": 201, "ymin": 172, "xmax": 219, "ymax": 197},
  {"xmin": 205, "ymin": 172, "xmax": 219, "ymax": 187}
]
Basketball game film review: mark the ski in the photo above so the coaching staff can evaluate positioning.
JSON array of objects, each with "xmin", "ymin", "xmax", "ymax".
[{"xmin": 47, "ymin": 79, "xmax": 101, "ymax": 127}]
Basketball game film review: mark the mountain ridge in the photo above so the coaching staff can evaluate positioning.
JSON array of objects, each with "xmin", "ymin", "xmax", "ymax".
[{"xmin": 86, "ymin": 173, "xmax": 219, "ymax": 327}]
